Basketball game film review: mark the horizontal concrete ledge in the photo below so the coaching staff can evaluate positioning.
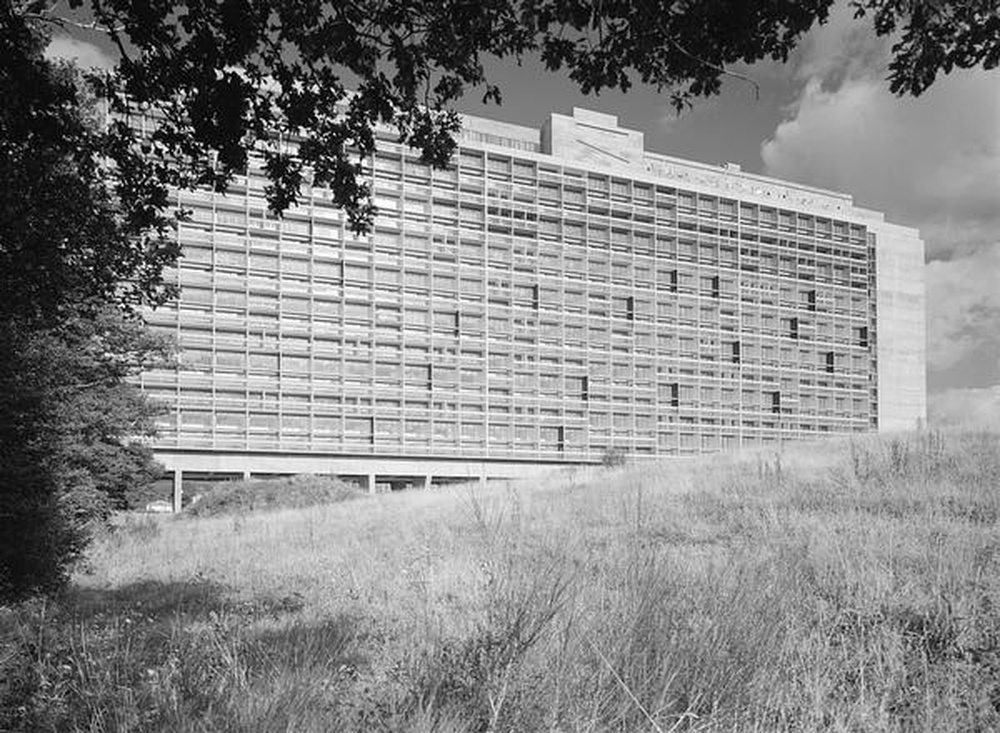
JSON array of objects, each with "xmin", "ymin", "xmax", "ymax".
[
  {"xmin": 155, "ymin": 450, "xmax": 568, "ymax": 481},
  {"xmin": 155, "ymin": 447, "xmax": 593, "ymax": 468}
]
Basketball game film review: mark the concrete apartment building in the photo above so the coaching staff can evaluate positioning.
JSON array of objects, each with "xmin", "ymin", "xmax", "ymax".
[{"xmin": 140, "ymin": 107, "xmax": 926, "ymax": 505}]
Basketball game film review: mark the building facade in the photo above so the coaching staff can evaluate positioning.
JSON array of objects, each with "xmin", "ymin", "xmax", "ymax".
[{"xmin": 140, "ymin": 107, "xmax": 926, "ymax": 501}]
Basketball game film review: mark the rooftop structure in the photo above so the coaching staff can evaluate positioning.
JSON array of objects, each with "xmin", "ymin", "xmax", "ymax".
[{"xmin": 139, "ymin": 106, "xmax": 926, "ymax": 507}]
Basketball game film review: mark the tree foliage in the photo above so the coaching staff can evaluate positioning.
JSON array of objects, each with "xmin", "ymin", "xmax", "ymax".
[
  {"xmin": 0, "ymin": 311, "xmax": 171, "ymax": 600},
  {"xmin": 14, "ymin": 0, "xmax": 998, "ymax": 236},
  {"xmin": 1, "ymin": 10, "xmax": 178, "ymax": 322},
  {"xmin": 0, "ymin": 15, "xmax": 172, "ymax": 601},
  {"xmin": 853, "ymin": 0, "xmax": 1000, "ymax": 95}
]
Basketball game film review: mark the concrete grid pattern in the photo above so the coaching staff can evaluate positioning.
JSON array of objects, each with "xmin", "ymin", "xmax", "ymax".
[{"xmin": 139, "ymin": 107, "xmax": 926, "ymax": 481}]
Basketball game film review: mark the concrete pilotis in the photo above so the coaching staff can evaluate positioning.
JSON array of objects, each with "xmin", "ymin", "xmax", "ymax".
[{"xmin": 172, "ymin": 470, "xmax": 183, "ymax": 513}]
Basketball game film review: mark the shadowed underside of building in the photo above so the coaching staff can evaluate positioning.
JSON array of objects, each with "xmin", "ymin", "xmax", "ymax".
[{"xmin": 138, "ymin": 107, "xmax": 926, "ymax": 509}]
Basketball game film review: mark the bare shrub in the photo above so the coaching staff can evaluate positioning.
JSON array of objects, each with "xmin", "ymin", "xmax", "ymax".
[
  {"xmin": 601, "ymin": 447, "xmax": 628, "ymax": 468},
  {"xmin": 185, "ymin": 475, "xmax": 365, "ymax": 517}
]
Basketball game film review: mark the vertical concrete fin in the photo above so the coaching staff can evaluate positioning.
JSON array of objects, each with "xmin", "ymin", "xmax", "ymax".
[{"xmin": 172, "ymin": 470, "xmax": 183, "ymax": 513}]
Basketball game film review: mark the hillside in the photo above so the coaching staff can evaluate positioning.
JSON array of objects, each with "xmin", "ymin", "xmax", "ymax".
[{"xmin": 4, "ymin": 430, "xmax": 1000, "ymax": 732}]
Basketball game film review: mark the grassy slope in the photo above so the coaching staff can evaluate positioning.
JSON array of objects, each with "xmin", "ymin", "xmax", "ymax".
[{"xmin": 4, "ymin": 430, "xmax": 1000, "ymax": 731}]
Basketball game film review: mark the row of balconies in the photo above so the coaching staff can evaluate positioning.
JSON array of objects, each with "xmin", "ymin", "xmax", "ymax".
[
  {"xmin": 181, "ymin": 219, "xmax": 872, "ymax": 276},
  {"xmin": 144, "ymin": 362, "xmax": 874, "ymax": 390},
  {"xmin": 161, "ymin": 333, "xmax": 873, "ymax": 372},
  {"xmin": 161, "ymin": 411, "xmax": 870, "ymax": 437},
  {"xmin": 147, "ymin": 380, "xmax": 872, "ymax": 411},
  {"xmin": 152, "ymin": 419, "xmax": 870, "ymax": 453},
  {"xmin": 188, "ymin": 195, "xmax": 869, "ymax": 255},
  {"xmin": 220, "ymin": 148, "xmax": 869, "ymax": 236},
  {"xmin": 166, "ymin": 283, "xmax": 871, "ymax": 321}
]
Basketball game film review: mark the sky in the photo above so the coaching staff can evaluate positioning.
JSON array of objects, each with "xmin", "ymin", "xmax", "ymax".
[{"xmin": 46, "ymin": 3, "xmax": 1000, "ymax": 427}]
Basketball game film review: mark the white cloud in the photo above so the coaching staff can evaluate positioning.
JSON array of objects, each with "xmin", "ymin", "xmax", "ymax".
[
  {"xmin": 759, "ymin": 0, "xmax": 1000, "ymax": 260},
  {"xmin": 761, "ymin": 69, "xmax": 1000, "ymax": 260},
  {"xmin": 925, "ymin": 243, "xmax": 1000, "ymax": 373},
  {"xmin": 45, "ymin": 36, "xmax": 115, "ymax": 71},
  {"xmin": 928, "ymin": 387, "xmax": 1000, "ymax": 428},
  {"xmin": 793, "ymin": 1, "xmax": 891, "ymax": 86}
]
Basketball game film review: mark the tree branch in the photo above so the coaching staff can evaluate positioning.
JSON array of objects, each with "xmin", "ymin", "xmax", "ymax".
[
  {"xmin": 23, "ymin": 11, "xmax": 124, "ymax": 34},
  {"xmin": 89, "ymin": 0, "xmax": 131, "ymax": 64},
  {"xmin": 668, "ymin": 39, "xmax": 760, "ymax": 101}
]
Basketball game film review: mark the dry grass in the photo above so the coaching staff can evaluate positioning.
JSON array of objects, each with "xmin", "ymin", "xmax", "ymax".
[{"xmin": 4, "ymin": 428, "xmax": 1000, "ymax": 731}]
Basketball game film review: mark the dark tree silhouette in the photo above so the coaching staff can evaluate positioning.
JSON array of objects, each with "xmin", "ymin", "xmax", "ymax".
[{"xmin": 1, "ymin": 18, "xmax": 171, "ymax": 600}]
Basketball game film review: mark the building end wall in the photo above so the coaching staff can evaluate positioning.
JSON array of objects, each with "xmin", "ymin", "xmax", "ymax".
[{"xmin": 874, "ymin": 223, "xmax": 926, "ymax": 431}]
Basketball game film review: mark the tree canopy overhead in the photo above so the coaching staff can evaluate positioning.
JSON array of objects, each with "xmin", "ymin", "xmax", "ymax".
[
  {"xmin": 14, "ymin": 0, "xmax": 999, "ymax": 235},
  {"xmin": 1, "ymin": 13, "xmax": 178, "ymax": 323}
]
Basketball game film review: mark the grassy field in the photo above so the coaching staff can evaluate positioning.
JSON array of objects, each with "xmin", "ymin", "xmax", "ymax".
[{"xmin": 4, "ymin": 429, "xmax": 1000, "ymax": 731}]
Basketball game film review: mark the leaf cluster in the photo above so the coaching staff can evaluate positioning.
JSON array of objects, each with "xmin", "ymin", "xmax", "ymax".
[
  {"xmin": 852, "ymin": 0, "xmax": 1000, "ymax": 95},
  {"xmin": 16, "ymin": 0, "xmax": 1000, "ymax": 234},
  {"xmin": 81, "ymin": 0, "xmax": 536, "ymax": 233},
  {"xmin": 0, "ymin": 311, "xmax": 173, "ymax": 601},
  {"xmin": 1, "ymin": 12, "xmax": 179, "ymax": 322},
  {"xmin": 77, "ymin": 0, "xmax": 837, "ymax": 230},
  {"xmin": 528, "ymin": 0, "xmax": 833, "ymax": 107}
]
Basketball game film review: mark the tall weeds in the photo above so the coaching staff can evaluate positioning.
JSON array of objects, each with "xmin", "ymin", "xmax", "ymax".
[{"xmin": 3, "ymin": 429, "xmax": 1000, "ymax": 731}]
